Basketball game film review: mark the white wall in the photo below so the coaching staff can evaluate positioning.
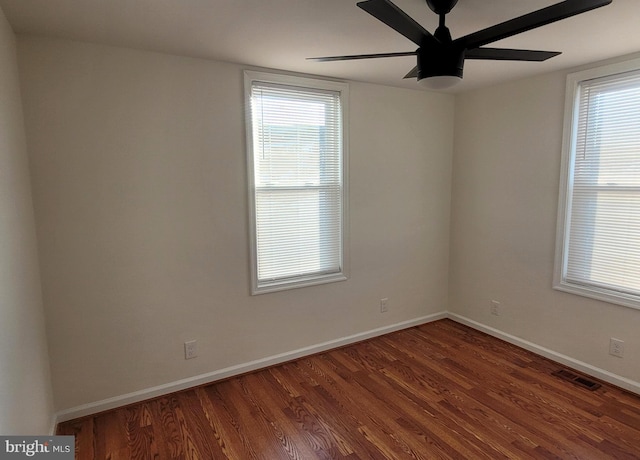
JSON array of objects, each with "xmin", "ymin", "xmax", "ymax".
[
  {"xmin": 450, "ymin": 62, "xmax": 640, "ymax": 385},
  {"xmin": 0, "ymin": 9, "xmax": 54, "ymax": 434},
  {"xmin": 10, "ymin": 27, "xmax": 640, "ymax": 422},
  {"xmin": 17, "ymin": 36, "xmax": 454, "ymax": 412}
]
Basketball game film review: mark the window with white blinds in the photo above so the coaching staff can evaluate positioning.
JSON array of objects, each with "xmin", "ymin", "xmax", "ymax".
[
  {"xmin": 244, "ymin": 71, "xmax": 348, "ymax": 294},
  {"xmin": 554, "ymin": 58, "xmax": 640, "ymax": 309}
]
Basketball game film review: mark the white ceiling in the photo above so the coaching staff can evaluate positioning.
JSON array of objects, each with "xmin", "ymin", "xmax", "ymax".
[{"xmin": 1, "ymin": 0, "xmax": 638, "ymax": 93}]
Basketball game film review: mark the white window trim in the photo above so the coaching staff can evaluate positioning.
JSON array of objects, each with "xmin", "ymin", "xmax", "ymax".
[
  {"xmin": 244, "ymin": 70, "xmax": 350, "ymax": 295},
  {"xmin": 553, "ymin": 57, "xmax": 640, "ymax": 310}
]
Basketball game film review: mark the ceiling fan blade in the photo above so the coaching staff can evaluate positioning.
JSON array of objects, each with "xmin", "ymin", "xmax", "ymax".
[
  {"xmin": 404, "ymin": 66, "xmax": 418, "ymax": 79},
  {"xmin": 455, "ymin": 0, "xmax": 612, "ymax": 49},
  {"xmin": 465, "ymin": 48, "xmax": 561, "ymax": 61},
  {"xmin": 357, "ymin": 0, "xmax": 438, "ymax": 47},
  {"xmin": 308, "ymin": 51, "xmax": 416, "ymax": 62}
]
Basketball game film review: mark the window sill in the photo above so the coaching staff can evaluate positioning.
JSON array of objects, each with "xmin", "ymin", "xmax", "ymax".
[
  {"xmin": 252, "ymin": 272, "xmax": 348, "ymax": 295},
  {"xmin": 553, "ymin": 281, "xmax": 640, "ymax": 311}
]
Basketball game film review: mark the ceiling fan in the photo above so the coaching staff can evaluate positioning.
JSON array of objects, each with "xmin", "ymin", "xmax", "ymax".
[{"xmin": 309, "ymin": 0, "xmax": 612, "ymax": 89}]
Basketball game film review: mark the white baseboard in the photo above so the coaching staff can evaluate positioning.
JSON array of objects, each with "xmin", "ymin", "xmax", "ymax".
[
  {"xmin": 448, "ymin": 313, "xmax": 640, "ymax": 395},
  {"xmin": 54, "ymin": 310, "xmax": 640, "ymax": 425},
  {"xmin": 49, "ymin": 413, "xmax": 58, "ymax": 436},
  {"xmin": 55, "ymin": 311, "xmax": 448, "ymax": 423}
]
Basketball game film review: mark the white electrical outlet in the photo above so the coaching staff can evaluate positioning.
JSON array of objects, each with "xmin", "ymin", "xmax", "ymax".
[
  {"xmin": 380, "ymin": 298, "xmax": 389, "ymax": 313},
  {"xmin": 609, "ymin": 338, "xmax": 624, "ymax": 358},
  {"xmin": 184, "ymin": 340, "xmax": 198, "ymax": 359},
  {"xmin": 490, "ymin": 300, "xmax": 500, "ymax": 316}
]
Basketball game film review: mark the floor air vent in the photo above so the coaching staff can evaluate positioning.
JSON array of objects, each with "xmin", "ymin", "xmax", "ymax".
[{"xmin": 552, "ymin": 369, "xmax": 601, "ymax": 391}]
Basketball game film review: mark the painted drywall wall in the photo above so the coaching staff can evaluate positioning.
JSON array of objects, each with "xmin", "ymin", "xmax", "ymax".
[
  {"xmin": 449, "ymin": 58, "xmax": 640, "ymax": 385},
  {"xmin": 17, "ymin": 36, "xmax": 454, "ymax": 411},
  {"xmin": 0, "ymin": 8, "xmax": 54, "ymax": 434}
]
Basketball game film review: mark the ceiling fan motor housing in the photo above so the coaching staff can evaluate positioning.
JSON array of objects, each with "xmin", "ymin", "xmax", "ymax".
[
  {"xmin": 417, "ymin": 45, "xmax": 464, "ymax": 80},
  {"xmin": 425, "ymin": 0, "xmax": 458, "ymax": 15}
]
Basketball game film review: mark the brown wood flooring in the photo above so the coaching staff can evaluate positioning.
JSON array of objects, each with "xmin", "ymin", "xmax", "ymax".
[{"xmin": 57, "ymin": 319, "xmax": 640, "ymax": 459}]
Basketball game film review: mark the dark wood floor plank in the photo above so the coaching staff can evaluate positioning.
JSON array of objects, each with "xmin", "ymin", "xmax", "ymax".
[
  {"xmin": 200, "ymin": 384, "xmax": 260, "ymax": 460},
  {"xmin": 93, "ymin": 409, "xmax": 129, "ymax": 460},
  {"xmin": 192, "ymin": 387, "xmax": 247, "ymax": 460},
  {"xmin": 261, "ymin": 369, "xmax": 346, "ymax": 459},
  {"xmin": 56, "ymin": 418, "xmax": 95, "ymax": 460},
  {"xmin": 306, "ymin": 361, "xmax": 436, "ymax": 459},
  {"xmin": 242, "ymin": 371, "xmax": 324, "ymax": 460},
  {"xmin": 368, "ymin": 348, "xmax": 537, "ymax": 458},
  {"xmin": 219, "ymin": 377, "xmax": 294, "ymax": 459},
  {"xmin": 147, "ymin": 396, "xmax": 184, "ymax": 459},
  {"xmin": 124, "ymin": 405, "xmax": 157, "ymax": 460},
  {"xmin": 307, "ymin": 375, "xmax": 414, "ymax": 459},
  {"xmin": 349, "ymin": 368, "xmax": 490, "ymax": 460},
  {"xmin": 57, "ymin": 319, "xmax": 640, "ymax": 459},
  {"xmin": 268, "ymin": 362, "xmax": 365, "ymax": 457}
]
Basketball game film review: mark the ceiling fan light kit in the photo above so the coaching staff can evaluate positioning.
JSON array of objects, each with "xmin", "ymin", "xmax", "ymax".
[
  {"xmin": 417, "ymin": 45, "xmax": 464, "ymax": 88},
  {"xmin": 309, "ymin": 0, "xmax": 613, "ymax": 89},
  {"xmin": 418, "ymin": 75, "xmax": 461, "ymax": 89}
]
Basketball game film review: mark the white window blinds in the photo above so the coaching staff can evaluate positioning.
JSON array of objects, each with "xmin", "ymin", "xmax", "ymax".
[
  {"xmin": 557, "ymin": 65, "xmax": 640, "ymax": 308},
  {"xmin": 245, "ymin": 72, "xmax": 347, "ymax": 294}
]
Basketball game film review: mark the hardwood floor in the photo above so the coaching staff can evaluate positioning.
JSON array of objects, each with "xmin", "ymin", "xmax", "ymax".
[{"xmin": 57, "ymin": 319, "xmax": 640, "ymax": 459}]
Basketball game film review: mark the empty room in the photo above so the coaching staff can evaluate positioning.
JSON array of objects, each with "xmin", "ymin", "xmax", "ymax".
[{"xmin": 1, "ymin": 0, "xmax": 640, "ymax": 458}]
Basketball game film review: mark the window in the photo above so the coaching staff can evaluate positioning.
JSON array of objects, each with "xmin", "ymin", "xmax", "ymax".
[
  {"xmin": 554, "ymin": 58, "xmax": 640, "ymax": 310},
  {"xmin": 244, "ymin": 71, "xmax": 349, "ymax": 294}
]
